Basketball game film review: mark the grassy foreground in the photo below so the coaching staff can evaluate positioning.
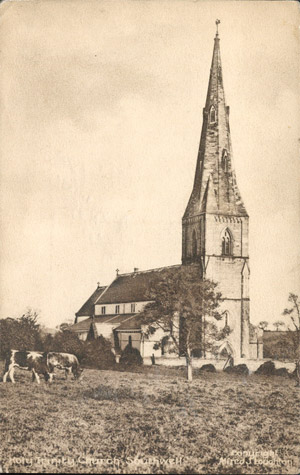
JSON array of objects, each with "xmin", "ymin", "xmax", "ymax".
[{"xmin": 0, "ymin": 365, "xmax": 299, "ymax": 474}]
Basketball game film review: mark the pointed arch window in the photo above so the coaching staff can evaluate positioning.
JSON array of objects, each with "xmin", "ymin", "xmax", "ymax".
[
  {"xmin": 221, "ymin": 228, "xmax": 233, "ymax": 256},
  {"xmin": 192, "ymin": 230, "xmax": 197, "ymax": 257},
  {"xmin": 209, "ymin": 105, "xmax": 216, "ymax": 124},
  {"xmin": 223, "ymin": 311, "xmax": 229, "ymax": 327},
  {"xmin": 222, "ymin": 149, "xmax": 229, "ymax": 172}
]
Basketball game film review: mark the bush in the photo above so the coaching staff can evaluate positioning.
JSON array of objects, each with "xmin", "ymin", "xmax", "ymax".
[
  {"xmin": 263, "ymin": 332, "xmax": 296, "ymax": 360},
  {"xmin": 81, "ymin": 336, "xmax": 116, "ymax": 370},
  {"xmin": 224, "ymin": 364, "xmax": 249, "ymax": 376},
  {"xmin": 274, "ymin": 367, "xmax": 289, "ymax": 377},
  {"xmin": 119, "ymin": 345, "xmax": 143, "ymax": 366},
  {"xmin": 255, "ymin": 360, "xmax": 276, "ymax": 375},
  {"xmin": 43, "ymin": 330, "xmax": 84, "ymax": 360},
  {"xmin": 199, "ymin": 364, "xmax": 216, "ymax": 372}
]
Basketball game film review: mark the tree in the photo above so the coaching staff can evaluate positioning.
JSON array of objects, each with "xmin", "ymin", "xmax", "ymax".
[
  {"xmin": 56, "ymin": 319, "xmax": 74, "ymax": 332},
  {"xmin": 0, "ymin": 309, "xmax": 43, "ymax": 359},
  {"xmin": 140, "ymin": 265, "xmax": 225, "ymax": 381},
  {"xmin": 81, "ymin": 336, "xmax": 116, "ymax": 369},
  {"xmin": 47, "ymin": 329, "xmax": 84, "ymax": 360},
  {"xmin": 282, "ymin": 293, "xmax": 300, "ymax": 386},
  {"xmin": 258, "ymin": 321, "xmax": 269, "ymax": 331},
  {"xmin": 273, "ymin": 320, "xmax": 285, "ymax": 331}
]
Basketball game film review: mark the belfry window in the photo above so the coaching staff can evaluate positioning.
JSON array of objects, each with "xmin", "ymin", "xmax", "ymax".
[
  {"xmin": 192, "ymin": 230, "xmax": 197, "ymax": 257},
  {"xmin": 210, "ymin": 105, "xmax": 216, "ymax": 124},
  {"xmin": 222, "ymin": 150, "xmax": 228, "ymax": 172},
  {"xmin": 221, "ymin": 228, "xmax": 233, "ymax": 256}
]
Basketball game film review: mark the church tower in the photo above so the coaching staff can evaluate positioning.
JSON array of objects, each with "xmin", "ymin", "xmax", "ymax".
[{"xmin": 182, "ymin": 21, "xmax": 250, "ymax": 358}]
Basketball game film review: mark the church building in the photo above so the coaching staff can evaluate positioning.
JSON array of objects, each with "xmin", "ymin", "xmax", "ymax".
[{"xmin": 70, "ymin": 23, "xmax": 261, "ymax": 362}]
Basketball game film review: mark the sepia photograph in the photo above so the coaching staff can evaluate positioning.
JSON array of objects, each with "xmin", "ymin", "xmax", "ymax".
[{"xmin": 0, "ymin": 0, "xmax": 299, "ymax": 473}]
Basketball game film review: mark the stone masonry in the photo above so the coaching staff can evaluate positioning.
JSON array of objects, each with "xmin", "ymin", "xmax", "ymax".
[{"xmin": 182, "ymin": 28, "xmax": 251, "ymax": 359}]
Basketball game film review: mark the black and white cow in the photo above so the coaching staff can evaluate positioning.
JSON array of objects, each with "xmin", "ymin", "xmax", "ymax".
[
  {"xmin": 46, "ymin": 352, "xmax": 82, "ymax": 381},
  {"xmin": 2, "ymin": 350, "xmax": 50, "ymax": 384}
]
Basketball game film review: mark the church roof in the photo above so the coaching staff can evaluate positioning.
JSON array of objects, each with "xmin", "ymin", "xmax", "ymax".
[
  {"xmin": 75, "ymin": 285, "xmax": 107, "ymax": 317},
  {"xmin": 70, "ymin": 314, "xmax": 137, "ymax": 332},
  {"xmin": 115, "ymin": 314, "xmax": 144, "ymax": 331},
  {"xmin": 69, "ymin": 318, "xmax": 93, "ymax": 332},
  {"xmin": 95, "ymin": 265, "xmax": 182, "ymax": 305}
]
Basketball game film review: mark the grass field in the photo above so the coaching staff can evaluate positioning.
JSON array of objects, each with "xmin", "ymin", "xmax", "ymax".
[{"xmin": 0, "ymin": 364, "xmax": 299, "ymax": 474}]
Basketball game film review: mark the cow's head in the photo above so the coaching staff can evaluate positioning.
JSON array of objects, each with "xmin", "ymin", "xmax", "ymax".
[
  {"xmin": 74, "ymin": 367, "xmax": 83, "ymax": 380},
  {"xmin": 44, "ymin": 372, "xmax": 50, "ymax": 382},
  {"xmin": 44, "ymin": 372, "xmax": 55, "ymax": 383}
]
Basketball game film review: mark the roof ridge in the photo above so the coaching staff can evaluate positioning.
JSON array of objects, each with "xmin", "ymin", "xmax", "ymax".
[
  {"xmin": 118, "ymin": 264, "xmax": 181, "ymax": 277},
  {"xmin": 102, "ymin": 314, "xmax": 126, "ymax": 323},
  {"xmin": 75, "ymin": 285, "xmax": 108, "ymax": 317},
  {"xmin": 94, "ymin": 276, "xmax": 118, "ymax": 305},
  {"xmin": 120, "ymin": 314, "xmax": 138, "ymax": 324}
]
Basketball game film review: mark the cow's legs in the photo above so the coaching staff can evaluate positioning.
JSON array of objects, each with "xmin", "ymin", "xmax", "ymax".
[
  {"xmin": 8, "ymin": 366, "xmax": 16, "ymax": 383},
  {"xmin": 32, "ymin": 369, "xmax": 40, "ymax": 384},
  {"xmin": 3, "ymin": 362, "xmax": 13, "ymax": 382},
  {"xmin": 2, "ymin": 370, "xmax": 9, "ymax": 383},
  {"xmin": 65, "ymin": 367, "xmax": 72, "ymax": 380},
  {"xmin": 2, "ymin": 369, "xmax": 9, "ymax": 383}
]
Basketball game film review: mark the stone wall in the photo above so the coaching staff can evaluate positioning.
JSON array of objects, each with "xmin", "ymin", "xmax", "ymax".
[{"xmin": 143, "ymin": 356, "xmax": 295, "ymax": 373}]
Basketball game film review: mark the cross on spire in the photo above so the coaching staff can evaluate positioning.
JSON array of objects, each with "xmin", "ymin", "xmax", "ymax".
[{"xmin": 216, "ymin": 19, "xmax": 220, "ymax": 37}]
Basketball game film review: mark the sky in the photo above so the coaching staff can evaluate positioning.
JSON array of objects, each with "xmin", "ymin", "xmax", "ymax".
[{"xmin": 0, "ymin": 0, "xmax": 299, "ymax": 328}]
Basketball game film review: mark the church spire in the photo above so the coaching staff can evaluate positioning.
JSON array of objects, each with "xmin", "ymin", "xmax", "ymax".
[
  {"xmin": 183, "ymin": 22, "xmax": 248, "ymax": 219},
  {"xmin": 182, "ymin": 24, "xmax": 251, "ymax": 359}
]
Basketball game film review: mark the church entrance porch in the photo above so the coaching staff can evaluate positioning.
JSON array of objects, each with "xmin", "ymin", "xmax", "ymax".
[{"xmin": 115, "ymin": 330, "xmax": 141, "ymax": 352}]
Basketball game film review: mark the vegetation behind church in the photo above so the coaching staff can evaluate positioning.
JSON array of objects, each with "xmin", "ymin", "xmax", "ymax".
[{"xmin": 0, "ymin": 311, "xmax": 116, "ymax": 369}]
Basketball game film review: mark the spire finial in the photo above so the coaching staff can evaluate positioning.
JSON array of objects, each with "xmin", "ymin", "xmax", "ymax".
[{"xmin": 215, "ymin": 19, "xmax": 220, "ymax": 37}]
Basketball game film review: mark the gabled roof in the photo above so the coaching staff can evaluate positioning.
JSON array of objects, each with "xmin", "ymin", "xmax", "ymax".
[
  {"xmin": 94, "ymin": 314, "xmax": 136, "ymax": 325},
  {"xmin": 69, "ymin": 314, "xmax": 137, "ymax": 333},
  {"xmin": 115, "ymin": 314, "xmax": 143, "ymax": 331},
  {"xmin": 95, "ymin": 265, "xmax": 181, "ymax": 305},
  {"xmin": 76, "ymin": 285, "xmax": 107, "ymax": 317},
  {"xmin": 69, "ymin": 318, "xmax": 93, "ymax": 332}
]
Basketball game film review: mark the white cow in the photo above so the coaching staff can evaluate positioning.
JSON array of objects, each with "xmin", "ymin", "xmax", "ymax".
[{"xmin": 2, "ymin": 350, "xmax": 50, "ymax": 384}]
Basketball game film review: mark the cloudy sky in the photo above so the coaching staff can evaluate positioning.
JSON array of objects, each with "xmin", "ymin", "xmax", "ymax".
[{"xmin": 0, "ymin": 0, "xmax": 299, "ymax": 328}]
